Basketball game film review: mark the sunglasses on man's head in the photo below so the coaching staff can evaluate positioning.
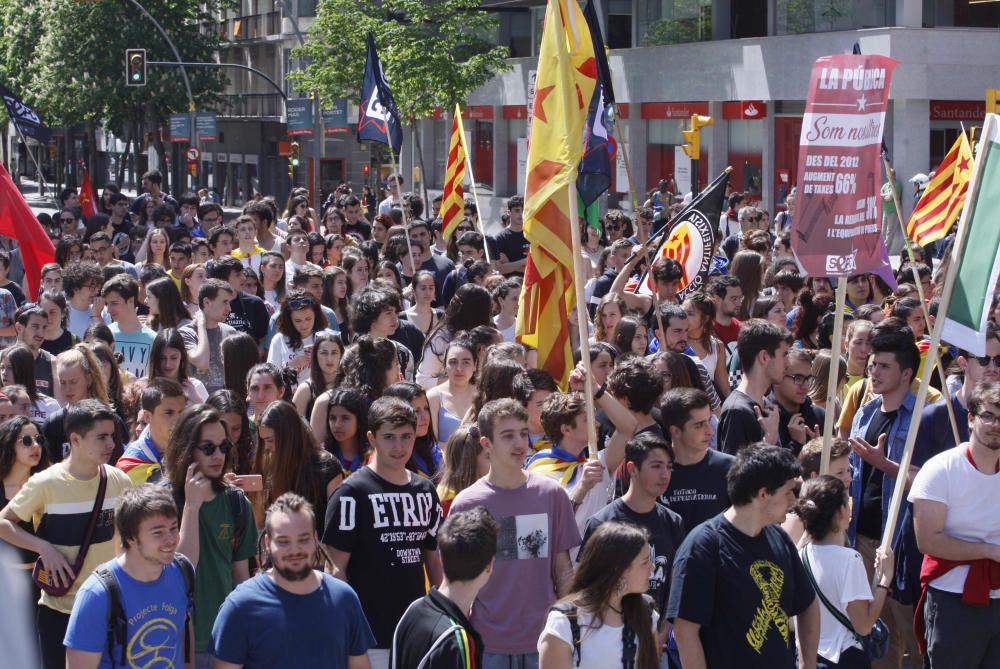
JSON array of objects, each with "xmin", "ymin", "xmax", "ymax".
[{"xmin": 195, "ymin": 440, "xmax": 233, "ymax": 456}]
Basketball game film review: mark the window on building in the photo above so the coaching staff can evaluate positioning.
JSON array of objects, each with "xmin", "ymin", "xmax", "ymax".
[
  {"xmin": 929, "ymin": 0, "xmax": 1000, "ymax": 27},
  {"xmin": 607, "ymin": 0, "xmax": 634, "ymax": 48},
  {"xmin": 732, "ymin": 0, "xmax": 768, "ymax": 38},
  {"xmin": 297, "ymin": 0, "xmax": 317, "ymax": 18},
  {"xmin": 508, "ymin": 11, "xmax": 532, "ymax": 58},
  {"xmin": 776, "ymin": 0, "xmax": 894, "ymax": 35},
  {"xmin": 639, "ymin": 0, "xmax": 712, "ymax": 46}
]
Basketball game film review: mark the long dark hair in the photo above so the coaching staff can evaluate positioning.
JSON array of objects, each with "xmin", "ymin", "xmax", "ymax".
[
  {"xmin": 322, "ymin": 388, "xmax": 370, "ymax": 467},
  {"xmin": 149, "ymin": 328, "xmax": 190, "ymax": 384},
  {"xmin": 0, "ymin": 416, "xmax": 49, "ymax": 482},
  {"xmin": 146, "ymin": 277, "xmax": 191, "ymax": 331},
  {"xmin": 468, "ymin": 357, "xmax": 524, "ymax": 420},
  {"xmin": 221, "ymin": 332, "xmax": 260, "ymax": 398},
  {"xmin": 205, "ymin": 390, "xmax": 254, "ymax": 475},
  {"xmin": 423, "ymin": 283, "xmax": 492, "ymax": 359},
  {"xmin": 564, "ymin": 522, "xmax": 659, "ymax": 669},
  {"xmin": 277, "ymin": 290, "xmax": 327, "ymax": 350},
  {"xmin": 613, "ymin": 316, "xmax": 646, "ymax": 357},
  {"xmin": 3, "ymin": 345, "xmax": 41, "ymax": 403},
  {"xmin": 382, "ymin": 381, "xmax": 439, "ymax": 478},
  {"xmin": 307, "ymin": 331, "xmax": 344, "ymax": 396},
  {"xmin": 163, "ymin": 404, "xmax": 233, "ymax": 495}
]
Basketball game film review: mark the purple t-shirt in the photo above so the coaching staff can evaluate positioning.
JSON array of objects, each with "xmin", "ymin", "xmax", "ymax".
[{"xmin": 450, "ymin": 471, "xmax": 581, "ymax": 655}]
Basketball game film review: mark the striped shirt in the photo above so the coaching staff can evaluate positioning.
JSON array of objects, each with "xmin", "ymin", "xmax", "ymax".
[{"xmin": 6, "ymin": 463, "xmax": 133, "ymax": 613}]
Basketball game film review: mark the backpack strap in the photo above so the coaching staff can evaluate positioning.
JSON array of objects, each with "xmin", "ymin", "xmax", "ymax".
[
  {"xmin": 226, "ymin": 486, "xmax": 247, "ymax": 557},
  {"xmin": 550, "ymin": 602, "xmax": 581, "ymax": 667},
  {"xmin": 95, "ymin": 565, "xmax": 127, "ymax": 669},
  {"xmin": 173, "ymin": 554, "xmax": 196, "ymax": 664},
  {"xmin": 801, "ymin": 547, "xmax": 864, "ymax": 644}
]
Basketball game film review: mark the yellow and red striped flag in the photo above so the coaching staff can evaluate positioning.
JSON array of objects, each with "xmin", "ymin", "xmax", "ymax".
[
  {"xmin": 441, "ymin": 106, "xmax": 468, "ymax": 241},
  {"xmin": 515, "ymin": 0, "xmax": 597, "ymax": 388},
  {"xmin": 905, "ymin": 133, "xmax": 972, "ymax": 246}
]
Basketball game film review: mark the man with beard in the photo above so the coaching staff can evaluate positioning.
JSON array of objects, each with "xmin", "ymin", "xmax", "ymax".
[
  {"xmin": 911, "ymin": 382, "xmax": 1000, "ymax": 669},
  {"xmin": 655, "ymin": 304, "xmax": 722, "ymax": 411},
  {"xmin": 211, "ymin": 493, "xmax": 375, "ymax": 669}
]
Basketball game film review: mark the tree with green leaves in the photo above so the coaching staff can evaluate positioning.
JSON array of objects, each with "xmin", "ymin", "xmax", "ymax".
[
  {"xmin": 0, "ymin": 0, "xmax": 229, "ymax": 192},
  {"xmin": 292, "ymin": 0, "xmax": 510, "ymax": 121}
]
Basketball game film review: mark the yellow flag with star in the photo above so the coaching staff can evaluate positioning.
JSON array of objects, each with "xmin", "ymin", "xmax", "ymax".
[{"xmin": 515, "ymin": 0, "xmax": 597, "ymax": 388}]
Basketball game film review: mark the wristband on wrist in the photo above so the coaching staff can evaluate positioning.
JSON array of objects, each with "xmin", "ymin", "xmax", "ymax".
[{"xmin": 594, "ymin": 383, "xmax": 607, "ymax": 400}]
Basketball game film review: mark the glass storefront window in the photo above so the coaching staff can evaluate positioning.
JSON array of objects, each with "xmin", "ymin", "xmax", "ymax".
[
  {"xmin": 775, "ymin": 0, "xmax": 893, "ymax": 35},
  {"xmin": 728, "ymin": 120, "xmax": 764, "ymax": 198},
  {"xmin": 638, "ymin": 0, "xmax": 712, "ymax": 46}
]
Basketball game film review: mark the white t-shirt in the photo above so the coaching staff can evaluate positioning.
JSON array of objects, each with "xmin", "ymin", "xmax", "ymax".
[
  {"xmin": 266, "ymin": 332, "xmax": 315, "ymax": 382},
  {"xmin": 908, "ymin": 445, "xmax": 1000, "ymax": 598},
  {"xmin": 284, "ymin": 259, "xmax": 322, "ymax": 290},
  {"xmin": 799, "ymin": 543, "xmax": 870, "ymax": 663},
  {"xmin": 30, "ymin": 395, "xmax": 61, "ymax": 423},
  {"xmin": 539, "ymin": 606, "xmax": 658, "ymax": 669}
]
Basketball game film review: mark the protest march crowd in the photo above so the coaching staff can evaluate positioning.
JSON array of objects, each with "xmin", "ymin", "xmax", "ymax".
[{"xmin": 0, "ymin": 162, "xmax": 997, "ymax": 669}]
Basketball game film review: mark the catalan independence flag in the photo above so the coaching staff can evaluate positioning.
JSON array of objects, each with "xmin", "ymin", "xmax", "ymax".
[
  {"xmin": 905, "ymin": 133, "xmax": 972, "ymax": 246},
  {"xmin": 515, "ymin": 0, "xmax": 597, "ymax": 388},
  {"xmin": 441, "ymin": 106, "xmax": 468, "ymax": 241}
]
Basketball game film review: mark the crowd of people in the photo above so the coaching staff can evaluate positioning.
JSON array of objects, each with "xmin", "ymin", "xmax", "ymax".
[{"xmin": 0, "ymin": 169, "xmax": 997, "ymax": 669}]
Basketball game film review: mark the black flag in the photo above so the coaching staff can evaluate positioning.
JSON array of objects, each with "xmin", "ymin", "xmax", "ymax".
[
  {"xmin": 635, "ymin": 168, "xmax": 731, "ymax": 301},
  {"xmin": 358, "ymin": 34, "xmax": 402, "ymax": 155},
  {"xmin": 577, "ymin": 0, "xmax": 617, "ymax": 207},
  {"xmin": 0, "ymin": 84, "xmax": 49, "ymax": 144}
]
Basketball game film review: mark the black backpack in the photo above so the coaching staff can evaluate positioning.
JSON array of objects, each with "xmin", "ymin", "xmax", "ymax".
[{"xmin": 94, "ymin": 554, "xmax": 195, "ymax": 668}]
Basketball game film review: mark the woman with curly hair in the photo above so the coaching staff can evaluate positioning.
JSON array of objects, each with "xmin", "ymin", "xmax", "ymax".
[
  {"xmin": 793, "ymin": 290, "xmax": 835, "ymax": 349},
  {"xmin": 334, "ymin": 334, "xmax": 400, "ymax": 401},
  {"xmin": 0, "ymin": 415, "xmax": 49, "ymax": 572}
]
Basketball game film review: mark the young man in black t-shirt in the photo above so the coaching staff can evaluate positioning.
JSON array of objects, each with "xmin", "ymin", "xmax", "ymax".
[
  {"xmin": 718, "ymin": 319, "xmax": 790, "ymax": 455},
  {"xmin": 488, "ymin": 195, "xmax": 528, "ymax": 276},
  {"xmin": 668, "ymin": 444, "xmax": 819, "ymax": 669},
  {"xmin": 767, "ymin": 348, "xmax": 824, "ymax": 455},
  {"xmin": 207, "ymin": 256, "xmax": 269, "ymax": 344},
  {"xmin": 660, "ymin": 388, "xmax": 735, "ymax": 533},
  {"xmin": 582, "ymin": 433, "xmax": 685, "ymax": 652},
  {"xmin": 322, "ymin": 397, "xmax": 443, "ymax": 669}
]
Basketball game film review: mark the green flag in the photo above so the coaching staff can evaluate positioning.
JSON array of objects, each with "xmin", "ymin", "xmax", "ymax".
[{"xmin": 942, "ymin": 112, "xmax": 1000, "ymax": 356}]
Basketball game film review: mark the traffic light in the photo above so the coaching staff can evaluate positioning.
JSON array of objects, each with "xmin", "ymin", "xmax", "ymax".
[
  {"xmin": 681, "ymin": 114, "xmax": 714, "ymax": 159},
  {"xmin": 126, "ymin": 49, "xmax": 147, "ymax": 87},
  {"xmin": 290, "ymin": 141, "xmax": 301, "ymax": 167},
  {"xmin": 987, "ymin": 88, "xmax": 1000, "ymax": 115}
]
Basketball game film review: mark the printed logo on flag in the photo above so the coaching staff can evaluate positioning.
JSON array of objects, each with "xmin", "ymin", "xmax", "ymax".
[
  {"xmin": 825, "ymin": 254, "xmax": 857, "ymax": 274},
  {"xmin": 2, "ymin": 95, "xmax": 40, "ymax": 125},
  {"xmin": 647, "ymin": 210, "xmax": 714, "ymax": 300}
]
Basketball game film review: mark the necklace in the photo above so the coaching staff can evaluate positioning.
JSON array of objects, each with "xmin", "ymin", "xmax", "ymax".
[{"xmin": 608, "ymin": 603, "xmax": 623, "ymax": 615}]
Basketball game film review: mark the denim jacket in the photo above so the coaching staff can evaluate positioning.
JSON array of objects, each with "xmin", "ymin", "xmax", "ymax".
[{"xmin": 848, "ymin": 390, "xmax": 924, "ymax": 545}]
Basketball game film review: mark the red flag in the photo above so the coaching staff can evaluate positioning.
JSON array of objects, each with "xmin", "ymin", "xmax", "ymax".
[
  {"xmin": 79, "ymin": 164, "xmax": 98, "ymax": 218},
  {"xmin": 0, "ymin": 163, "xmax": 55, "ymax": 298}
]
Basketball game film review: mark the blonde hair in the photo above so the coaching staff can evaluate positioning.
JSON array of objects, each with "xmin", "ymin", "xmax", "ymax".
[{"xmin": 56, "ymin": 345, "xmax": 110, "ymax": 404}]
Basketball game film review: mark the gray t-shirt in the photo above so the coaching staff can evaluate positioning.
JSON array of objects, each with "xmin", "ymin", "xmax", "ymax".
[
  {"xmin": 450, "ymin": 471, "xmax": 581, "ymax": 655},
  {"xmin": 179, "ymin": 322, "xmax": 237, "ymax": 394}
]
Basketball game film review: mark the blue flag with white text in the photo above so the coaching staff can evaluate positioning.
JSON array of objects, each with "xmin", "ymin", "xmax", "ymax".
[
  {"xmin": 358, "ymin": 34, "xmax": 402, "ymax": 155},
  {"xmin": 0, "ymin": 83, "xmax": 49, "ymax": 144},
  {"xmin": 577, "ymin": 0, "xmax": 616, "ymax": 208}
]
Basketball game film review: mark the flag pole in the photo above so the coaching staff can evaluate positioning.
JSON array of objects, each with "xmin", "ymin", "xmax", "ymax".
[
  {"xmin": 455, "ymin": 111, "xmax": 492, "ymax": 264},
  {"xmin": 12, "ymin": 124, "xmax": 47, "ymax": 197},
  {"xmin": 388, "ymin": 145, "xmax": 417, "ymax": 275},
  {"xmin": 883, "ymin": 152, "xmax": 962, "ymax": 447},
  {"xmin": 613, "ymin": 115, "xmax": 640, "ymax": 213},
  {"xmin": 568, "ymin": 179, "xmax": 599, "ymax": 461},
  {"xmin": 820, "ymin": 278, "xmax": 848, "ymax": 475},
  {"xmin": 874, "ymin": 118, "xmax": 985, "ymax": 586}
]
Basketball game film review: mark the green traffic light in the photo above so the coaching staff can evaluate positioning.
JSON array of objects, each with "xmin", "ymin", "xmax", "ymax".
[{"xmin": 291, "ymin": 159, "xmax": 300, "ymax": 167}]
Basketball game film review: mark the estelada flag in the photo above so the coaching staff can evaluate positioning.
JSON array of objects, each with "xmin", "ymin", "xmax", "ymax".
[
  {"xmin": 441, "ymin": 106, "xmax": 468, "ymax": 241},
  {"xmin": 0, "ymin": 162, "xmax": 54, "ymax": 298},
  {"xmin": 515, "ymin": 0, "xmax": 597, "ymax": 388},
  {"xmin": 905, "ymin": 132, "xmax": 972, "ymax": 246},
  {"xmin": 635, "ymin": 168, "xmax": 730, "ymax": 301},
  {"xmin": 79, "ymin": 163, "xmax": 98, "ymax": 219},
  {"xmin": 358, "ymin": 33, "xmax": 402, "ymax": 155}
]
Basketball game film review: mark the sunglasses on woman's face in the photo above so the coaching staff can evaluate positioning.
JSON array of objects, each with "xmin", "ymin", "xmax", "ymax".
[
  {"xmin": 195, "ymin": 440, "xmax": 233, "ymax": 456},
  {"xmin": 19, "ymin": 434, "xmax": 44, "ymax": 447}
]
